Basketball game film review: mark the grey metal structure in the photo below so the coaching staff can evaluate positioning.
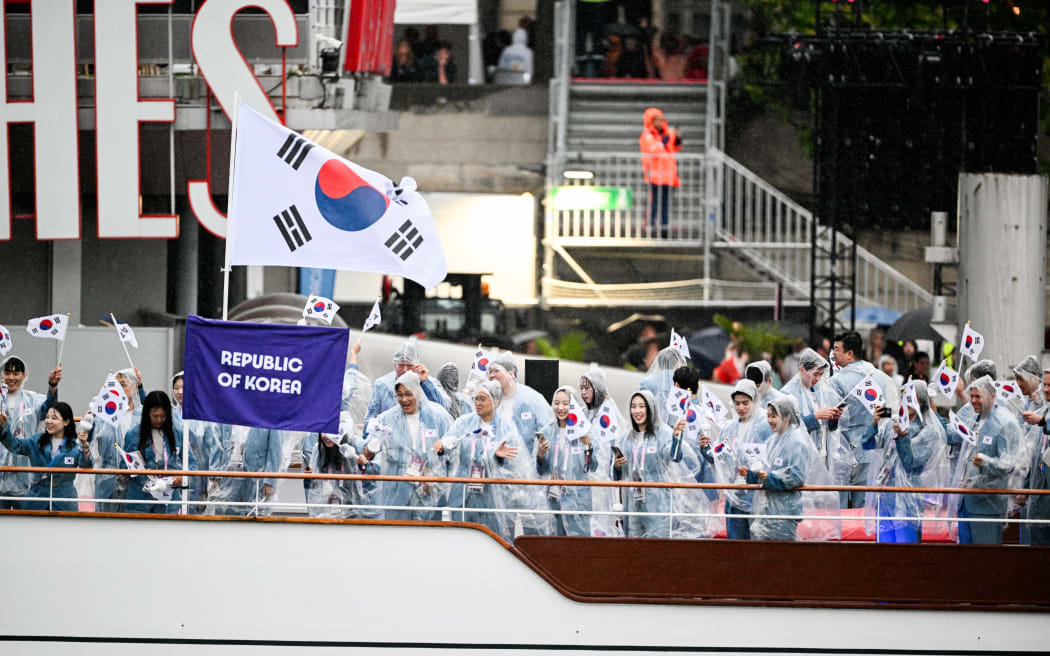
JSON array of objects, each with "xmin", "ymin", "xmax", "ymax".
[
  {"xmin": 957, "ymin": 173, "xmax": 1048, "ymax": 369},
  {"xmin": 541, "ymin": 0, "xmax": 930, "ymax": 313}
]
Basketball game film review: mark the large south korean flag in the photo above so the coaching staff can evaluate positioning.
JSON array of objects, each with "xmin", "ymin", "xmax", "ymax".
[{"xmin": 228, "ymin": 103, "xmax": 447, "ymax": 289}]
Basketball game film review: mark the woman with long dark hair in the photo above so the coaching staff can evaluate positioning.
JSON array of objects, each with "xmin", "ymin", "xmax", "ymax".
[
  {"xmin": 0, "ymin": 401, "xmax": 90, "ymax": 511},
  {"xmin": 122, "ymin": 391, "xmax": 192, "ymax": 514},
  {"xmin": 612, "ymin": 390, "xmax": 684, "ymax": 538}
]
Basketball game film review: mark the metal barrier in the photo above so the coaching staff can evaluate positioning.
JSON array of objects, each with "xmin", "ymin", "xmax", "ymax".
[
  {"xmin": 549, "ymin": 152, "xmax": 707, "ymax": 244},
  {"xmin": 2, "ymin": 467, "xmax": 1046, "ymax": 542}
]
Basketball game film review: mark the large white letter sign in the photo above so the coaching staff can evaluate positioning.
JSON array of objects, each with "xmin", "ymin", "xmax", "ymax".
[
  {"xmin": 188, "ymin": 0, "xmax": 298, "ymax": 238},
  {"xmin": 0, "ymin": 0, "xmax": 80, "ymax": 240},
  {"xmin": 95, "ymin": 0, "xmax": 178, "ymax": 238}
]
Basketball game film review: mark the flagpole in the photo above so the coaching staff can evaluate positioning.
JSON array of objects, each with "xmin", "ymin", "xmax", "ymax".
[
  {"xmin": 110, "ymin": 313, "xmax": 136, "ymax": 371},
  {"xmin": 221, "ymin": 92, "xmax": 243, "ymax": 321},
  {"xmin": 56, "ymin": 313, "xmax": 70, "ymax": 367}
]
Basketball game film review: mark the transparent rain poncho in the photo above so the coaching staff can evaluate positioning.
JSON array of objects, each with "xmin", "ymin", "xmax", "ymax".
[
  {"xmin": 615, "ymin": 390, "xmax": 685, "ymax": 539},
  {"xmin": 949, "ymin": 376, "xmax": 1014, "ymax": 522},
  {"xmin": 750, "ymin": 396, "xmax": 840, "ymax": 541},
  {"xmin": 535, "ymin": 386, "xmax": 599, "ymax": 537},
  {"xmin": 639, "ymin": 346, "xmax": 688, "ymax": 409},
  {"xmin": 443, "ymin": 381, "xmax": 553, "ymax": 541},
  {"xmin": 341, "ymin": 363, "xmax": 373, "ymax": 433},
  {"xmin": 304, "ymin": 433, "xmax": 382, "ymax": 519},
  {"xmin": 0, "ymin": 356, "xmax": 52, "ymax": 498},
  {"xmin": 361, "ymin": 371, "xmax": 453, "ymax": 521},
  {"xmin": 863, "ymin": 381, "xmax": 950, "ymax": 541},
  {"xmin": 780, "ymin": 348, "xmax": 857, "ymax": 489},
  {"xmin": 436, "ymin": 361, "xmax": 472, "ymax": 419},
  {"xmin": 579, "ymin": 367, "xmax": 626, "ymax": 538},
  {"xmin": 207, "ymin": 425, "xmax": 283, "ymax": 516},
  {"xmin": 1007, "ymin": 356, "xmax": 1044, "ymax": 496},
  {"xmin": 709, "ymin": 379, "xmax": 769, "ymax": 513}
]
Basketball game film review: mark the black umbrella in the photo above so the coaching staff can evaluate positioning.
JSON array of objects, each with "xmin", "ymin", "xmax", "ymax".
[
  {"xmin": 885, "ymin": 305, "xmax": 957, "ymax": 343},
  {"xmin": 687, "ymin": 326, "xmax": 730, "ymax": 380}
]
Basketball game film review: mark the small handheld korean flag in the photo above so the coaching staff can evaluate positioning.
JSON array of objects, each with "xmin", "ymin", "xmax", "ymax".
[
  {"xmin": 594, "ymin": 398, "xmax": 622, "ymax": 443},
  {"xmin": 848, "ymin": 374, "xmax": 884, "ymax": 416},
  {"xmin": 362, "ymin": 298, "xmax": 382, "ymax": 333},
  {"xmin": 669, "ymin": 328, "xmax": 691, "ymax": 362},
  {"xmin": 26, "ymin": 314, "xmax": 68, "ymax": 341},
  {"xmin": 701, "ymin": 385, "xmax": 730, "ymax": 428},
  {"xmin": 228, "ymin": 104, "xmax": 447, "ymax": 289},
  {"xmin": 115, "ymin": 321, "xmax": 138, "ymax": 349},
  {"xmin": 684, "ymin": 403, "xmax": 704, "ymax": 440},
  {"xmin": 948, "ymin": 410, "xmax": 977, "ymax": 447},
  {"xmin": 933, "ymin": 360, "xmax": 959, "ymax": 399},
  {"xmin": 564, "ymin": 396, "xmax": 592, "ymax": 440},
  {"xmin": 114, "ymin": 443, "xmax": 145, "ymax": 471},
  {"xmin": 902, "ymin": 384, "xmax": 923, "ymax": 424},
  {"xmin": 712, "ymin": 439, "xmax": 734, "ymax": 460},
  {"xmin": 92, "ymin": 374, "xmax": 130, "ymax": 427},
  {"xmin": 994, "ymin": 380, "xmax": 1024, "ymax": 407},
  {"xmin": 665, "ymin": 387, "xmax": 692, "ymax": 422},
  {"xmin": 0, "ymin": 325, "xmax": 11, "ymax": 357},
  {"xmin": 302, "ymin": 294, "xmax": 340, "ymax": 325},
  {"xmin": 960, "ymin": 323, "xmax": 984, "ymax": 361},
  {"xmin": 894, "ymin": 401, "xmax": 911, "ymax": 433},
  {"xmin": 472, "ymin": 346, "xmax": 496, "ymax": 375}
]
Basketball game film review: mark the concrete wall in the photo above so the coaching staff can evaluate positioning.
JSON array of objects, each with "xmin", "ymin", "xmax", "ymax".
[{"xmin": 346, "ymin": 86, "xmax": 548, "ymax": 194}]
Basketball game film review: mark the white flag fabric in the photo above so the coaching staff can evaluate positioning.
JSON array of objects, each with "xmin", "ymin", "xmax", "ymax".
[
  {"xmin": 472, "ymin": 347, "xmax": 497, "ymax": 375},
  {"xmin": 669, "ymin": 328, "xmax": 691, "ymax": 362},
  {"xmin": 894, "ymin": 400, "xmax": 911, "ymax": 433},
  {"xmin": 92, "ymin": 373, "xmax": 130, "ymax": 427},
  {"xmin": 960, "ymin": 323, "xmax": 984, "ymax": 361},
  {"xmin": 902, "ymin": 384, "xmax": 922, "ymax": 423},
  {"xmin": 114, "ymin": 443, "xmax": 145, "ymax": 471},
  {"xmin": 848, "ymin": 374, "xmax": 884, "ymax": 416},
  {"xmin": 593, "ymin": 398, "xmax": 623, "ymax": 442},
  {"xmin": 362, "ymin": 298, "xmax": 382, "ymax": 333},
  {"xmin": 228, "ymin": 103, "xmax": 448, "ymax": 289},
  {"xmin": 684, "ymin": 402, "xmax": 704, "ymax": 440},
  {"xmin": 948, "ymin": 410, "xmax": 977, "ymax": 447},
  {"xmin": 564, "ymin": 396, "xmax": 592, "ymax": 441},
  {"xmin": 994, "ymin": 380, "xmax": 1024, "ymax": 406},
  {"xmin": 0, "ymin": 324, "xmax": 11, "ymax": 356},
  {"xmin": 932, "ymin": 360, "xmax": 959, "ymax": 398},
  {"xmin": 302, "ymin": 294, "xmax": 340, "ymax": 325},
  {"xmin": 115, "ymin": 321, "xmax": 138, "ymax": 349},
  {"xmin": 700, "ymin": 385, "xmax": 730, "ymax": 427},
  {"xmin": 26, "ymin": 314, "xmax": 68, "ymax": 341},
  {"xmin": 665, "ymin": 387, "xmax": 691, "ymax": 422}
]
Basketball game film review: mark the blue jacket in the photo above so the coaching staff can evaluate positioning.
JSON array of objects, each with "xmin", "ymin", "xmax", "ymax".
[
  {"xmin": 0, "ymin": 386, "xmax": 56, "ymax": 495},
  {"xmin": 0, "ymin": 426, "xmax": 91, "ymax": 492}
]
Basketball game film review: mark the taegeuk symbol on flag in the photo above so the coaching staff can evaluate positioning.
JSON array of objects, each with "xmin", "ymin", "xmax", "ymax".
[
  {"xmin": 302, "ymin": 294, "xmax": 340, "ymax": 325},
  {"xmin": 228, "ymin": 104, "xmax": 448, "ymax": 289}
]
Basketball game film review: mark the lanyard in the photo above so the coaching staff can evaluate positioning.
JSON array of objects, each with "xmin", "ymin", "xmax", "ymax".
[
  {"xmin": 631, "ymin": 438, "xmax": 648, "ymax": 471},
  {"xmin": 416, "ymin": 420, "xmax": 427, "ymax": 454},
  {"xmin": 553, "ymin": 439, "xmax": 567, "ymax": 473}
]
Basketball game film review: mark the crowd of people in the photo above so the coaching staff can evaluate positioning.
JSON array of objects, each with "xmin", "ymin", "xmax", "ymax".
[{"xmin": 1, "ymin": 329, "xmax": 1048, "ymax": 546}]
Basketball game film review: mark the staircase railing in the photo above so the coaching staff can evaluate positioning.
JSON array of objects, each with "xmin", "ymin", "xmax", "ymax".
[{"xmin": 707, "ymin": 148, "xmax": 933, "ymax": 314}]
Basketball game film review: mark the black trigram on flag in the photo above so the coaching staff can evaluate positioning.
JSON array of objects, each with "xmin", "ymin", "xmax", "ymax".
[
  {"xmin": 276, "ymin": 134, "xmax": 314, "ymax": 170},
  {"xmin": 273, "ymin": 205, "xmax": 312, "ymax": 252},
  {"xmin": 384, "ymin": 220, "xmax": 423, "ymax": 261}
]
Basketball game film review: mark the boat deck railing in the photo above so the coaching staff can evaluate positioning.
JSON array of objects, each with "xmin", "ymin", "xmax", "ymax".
[{"xmin": 2, "ymin": 466, "xmax": 1047, "ymax": 538}]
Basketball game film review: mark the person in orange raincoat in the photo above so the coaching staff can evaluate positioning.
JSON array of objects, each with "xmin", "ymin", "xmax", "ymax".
[{"xmin": 639, "ymin": 107, "xmax": 682, "ymax": 235}]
